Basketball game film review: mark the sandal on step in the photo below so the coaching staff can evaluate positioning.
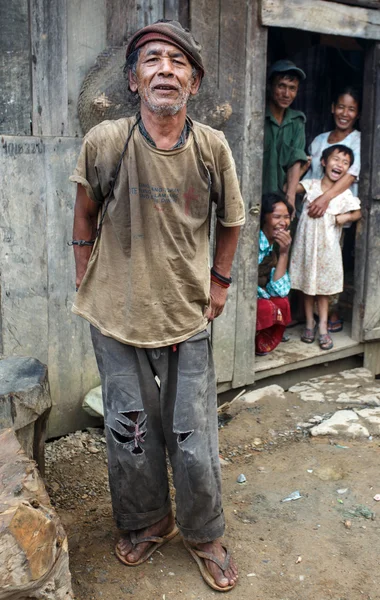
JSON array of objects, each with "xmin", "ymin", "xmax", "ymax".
[
  {"xmin": 115, "ymin": 525, "xmax": 179, "ymax": 566},
  {"xmin": 327, "ymin": 318, "xmax": 343, "ymax": 333},
  {"xmin": 319, "ymin": 333, "xmax": 333, "ymax": 350},
  {"xmin": 301, "ymin": 323, "xmax": 317, "ymax": 344},
  {"xmin": 183, "ymin": 540, "xmax": 236, "ymax": 592}
]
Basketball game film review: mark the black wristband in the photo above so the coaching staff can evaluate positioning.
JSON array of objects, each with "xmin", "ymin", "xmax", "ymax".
[
  {"xmin": 68, "ymin": 240, "xmax": 95, "ymax": 247},
  {"xmin": 210, "ymin": 267, "xmax": 232, "ymax": 285}
]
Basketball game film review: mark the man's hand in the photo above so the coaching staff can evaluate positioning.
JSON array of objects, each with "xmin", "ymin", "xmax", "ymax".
[
  {"xmin": 75, "ymin": 246, "xmax": 94, "ymax": 289},
  {"xmin": 205, "ymin": 282, "xmax": 229, "ymax": 321},
  {"xmin": 308, "ymin": 194, "xmax": 330, "ymax": 219},
  {"xmin": 274, "ymin": 229, "xmax": 292, "ymax": 255},
  {"xmin": 285, "ymin": 193, "xmax": 296, "ymax": 221}
]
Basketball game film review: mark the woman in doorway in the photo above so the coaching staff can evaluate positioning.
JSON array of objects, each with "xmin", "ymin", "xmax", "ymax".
[
  {"xmin": 256, "ymin": 193, "xmax": 293, "ymax": 356},
  {"xmin": 302, "ymin": 86, "xmax": 361, "ymax": 332}
]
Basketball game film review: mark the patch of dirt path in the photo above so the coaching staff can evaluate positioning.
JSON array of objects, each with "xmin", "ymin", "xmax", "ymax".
[{"xmin": 45, "ymin": 395, "xmax": 380, "ymax": 600}]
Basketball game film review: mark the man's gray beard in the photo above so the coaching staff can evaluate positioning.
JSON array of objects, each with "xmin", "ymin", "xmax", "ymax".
[{"xmin": 138, "ymin": 84, "xmax": 191, "ymax": 116}]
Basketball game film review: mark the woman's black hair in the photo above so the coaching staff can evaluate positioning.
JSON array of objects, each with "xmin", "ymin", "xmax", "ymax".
[
  {"xmin": 260, "ymin": 192, "xmax": 294, "ymax": 229},
  {"xmin": 333, "ymin": 86, "xmax": 361, "ymax": 112}
]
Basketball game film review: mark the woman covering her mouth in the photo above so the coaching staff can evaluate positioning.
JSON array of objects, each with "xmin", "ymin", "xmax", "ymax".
[{"xmin": 255, "ymin": 193, "xmax": 293, "ymax": 356}]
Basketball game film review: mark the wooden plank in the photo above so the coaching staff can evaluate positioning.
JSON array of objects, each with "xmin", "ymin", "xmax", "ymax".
[
  {"xmin": 261, "ymin": 0, "xmax": 380, "ymax": 40},
  {"xmin": 211, "ymin": 0, "xmax": 247, "ymax": 383},
  {"xmin": 44, "ymin": 137, "xmax": 100, "ymax": 437},
  {"xmin": 164, "ymin": 0, "xmax": 189, "ymax": 26},
  {"xmin": 255, "ymin": 344, "xmax": 364, "ymax": 380},
  {"xmin": 106, "ymin": 0, "xmax": 164, "ymax": 47},
  {"xmin": 351, "ymin": 43, "xmax": 376, "ymax": 341},
  {"xmin": 190, "ymin": 0, "xmax": 220, "ymax": 89},
  {"xmin": 364, "ymin": 341, "xmax": 380, "ymax": 375},
  {"xmin": 362, "ymin": 43, "xmax": 380, "ymax": 342},
  {"xmin": 67, "ymin": 0, "xmax": 107, "ymax": 137},
  {"xmin": 0, "ymin": 136, "xmax": 100, "ymax": 438},
  {"xmin": 0, "ymin": 0, "xmax": 32, "ymax": 135},
  {"xmin": 232, "ymin": 2, "xmax": 267, "ymax": 388},
  {"xmin": 30, "ymin": 0, "xmax": 69, "ymax": 136},
  {"xmin": 0, "ymin": 137, "xmax": 49, "ymax": 364}
]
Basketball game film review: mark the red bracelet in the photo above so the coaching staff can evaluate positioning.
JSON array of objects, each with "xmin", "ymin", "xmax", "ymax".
[{"xmin": 211, "ymin": 274, "xmax": 230, "ymax": 289}]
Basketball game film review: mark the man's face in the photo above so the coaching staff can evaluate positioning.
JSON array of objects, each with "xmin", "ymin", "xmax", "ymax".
[
  {"xmin": 129, "ymin": 42, "xmax": 201, "ymax": 116},
  {"xmin": 270, "ymin": 74, "xmax": 299, "ymax": 110},
  {"xmin": 322, "ymin": 149, "xmax": 351, "ymax": 182}
]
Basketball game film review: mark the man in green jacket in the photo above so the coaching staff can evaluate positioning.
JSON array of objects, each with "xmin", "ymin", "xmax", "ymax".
[{"xmin": 263, "ymin": 60, "xmax": 308, "ymax": 213}]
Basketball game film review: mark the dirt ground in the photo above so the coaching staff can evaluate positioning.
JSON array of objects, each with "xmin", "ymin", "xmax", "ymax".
[{"xmin": 45, "ymin": 394, "xmax": 380, "ymax": 600}]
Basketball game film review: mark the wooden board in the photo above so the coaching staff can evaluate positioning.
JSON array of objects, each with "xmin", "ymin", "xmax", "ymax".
[
  {"xmin": 211, "ymin": 0, "xmax": 247, "ymax": 383},
  {"xmin": 364, "ymin": 341, "xmax": 380, "ymax": 375},
  {"xmin": 0, "ymin": 0, "xmax": 32, "ymax": 135},
  {"xmin": 0, "ymin": 137, "xmax": 49, "ymax": 364},
  {"xmin": 351, "ymin": 44, "xmax": 376, "ymax": 341},
  {"xmin": 190, "ymin": 0, "xmax": 220, "ymax": 89},
  {"xmin": 67, "ymin": 0, "xmax": 107, "ymax": 137},
  {"xmin": 261, "ymin": 0, "xmax": 380, "ymax": 40},
  {"xmin": 0, "ymin": 136, "xmax": 100, "ymax": 438},
  {"xmin": 30, "ymin": 0, "xmax": 69, "ymax": 136},
  {"xmin": 106, "ymin": 0, "xmax": 164, "ymax": 46},
  {"xmin": 232, "ymin": 1, "xmax": 267, "ymax": 387},
  {"xmin": 361, "ymin": 43, "xmax": 380, "ymax": 342},
  {"xmin": 164, "ymin": 0, "xmax": 189, "ymax": 26}
]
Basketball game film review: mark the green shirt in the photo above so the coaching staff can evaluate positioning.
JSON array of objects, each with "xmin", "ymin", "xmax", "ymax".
[{"xmin": 262, "ymin": 106, "xmax": 307, "ymax": 195}]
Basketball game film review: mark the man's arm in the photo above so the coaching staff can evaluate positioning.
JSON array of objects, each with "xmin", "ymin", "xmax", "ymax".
[
  {"xmin": 205, "ymin": 221, "xmax": 240, "ymax": 321},
  {"xmin": 286, "ymin": 161, "xmax": 302, "ymax": 212},
  {"xmin": 308, "ymin": 173, "xmax": 355, "ymax": 219},
  {"xmin": 73, "ymin": 183, "xmax": 99, "ymax": 289}
]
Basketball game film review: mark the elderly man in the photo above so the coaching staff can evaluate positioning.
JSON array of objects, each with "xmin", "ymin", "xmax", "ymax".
[
  {"xmin": 262, "ymin": 59, "xmax": 308, "ymax": 213},
  {"xmin": 70, "ymin": 20, "xmax": 244, "ymax": 592}
]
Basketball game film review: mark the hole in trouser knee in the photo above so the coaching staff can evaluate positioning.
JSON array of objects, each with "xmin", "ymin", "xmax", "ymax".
[
  {"xmin": 177, "ymin": 430, "xmax": 194, "ymax": 444},
  {"xmin": 107, "ymin": 410, "xmax": 147, "ymax": 453}
]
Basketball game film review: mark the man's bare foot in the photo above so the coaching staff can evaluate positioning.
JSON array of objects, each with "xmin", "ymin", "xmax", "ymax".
[
  {"xmin": 116, "ymin": 511, "xmax": 175, "ymax": 564},
  {"xmin": 195, "ymin": 540, "xmax": 238, "ymax": 589}
]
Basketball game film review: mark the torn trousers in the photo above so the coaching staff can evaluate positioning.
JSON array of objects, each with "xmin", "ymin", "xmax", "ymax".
[{"xmin": 90, "ymin": 325, "xmax": 225, "ymax": 543}]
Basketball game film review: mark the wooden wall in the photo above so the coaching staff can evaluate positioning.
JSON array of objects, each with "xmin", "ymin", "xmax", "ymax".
[{"xmin": 0, "ymin": 0, "xmax": 264, "ymax": 435}]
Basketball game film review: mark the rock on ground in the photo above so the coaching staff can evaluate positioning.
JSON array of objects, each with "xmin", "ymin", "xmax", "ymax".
[
  {"xmin": 0, "ymin": 429, "xmax": 73, "ymax": 600},
  {"xmin": 289, "ymin": 368, "xmax": 380, "ymax": 405},
  {"xmin": 0, "ymin": 357, "xmax": 51, "ymax": 473}
]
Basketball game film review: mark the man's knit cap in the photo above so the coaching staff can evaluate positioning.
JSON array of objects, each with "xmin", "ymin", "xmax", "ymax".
[{"xmin": 125, "ymin": 20, "xmax": 205, "ymax": 78}]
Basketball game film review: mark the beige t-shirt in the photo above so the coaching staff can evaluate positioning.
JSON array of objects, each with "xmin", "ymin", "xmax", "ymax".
[{"xmin": 70, "ymin": 116, "xmax": 245, "ymax": 347}]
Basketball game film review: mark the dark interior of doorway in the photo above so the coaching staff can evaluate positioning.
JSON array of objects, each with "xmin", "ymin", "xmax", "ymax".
[{"xmin": 267, "ymin": 27, "xmax": 365, "ymax": 332}]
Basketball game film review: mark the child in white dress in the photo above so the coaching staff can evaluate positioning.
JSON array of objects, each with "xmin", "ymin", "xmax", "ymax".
[{"xmin": 290, "ymin": 144, "xmax": 361, "ymax": 350}]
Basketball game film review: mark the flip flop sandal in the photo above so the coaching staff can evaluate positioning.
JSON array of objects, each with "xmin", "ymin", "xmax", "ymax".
[
  {"xmin": 282, "ymin": 334, "xmax": 290, "ymax": 342},
  {"xmin": 328, "ymin": 318, "xmax": 343, "ymax": 333},
  {"xmin": 319, "ymin": 333, "xmax": 333, "ymax": 351},
  {"xmin": 183, "ymin": 540, "xmax": 236, "ymax": 592},
  {"xmin": 115, "ymin": 525, "xmax": 179, "ymax": 566},
  {"xmin": 300, "ymin": 323, "xmax": 317, "ymax": 344}
]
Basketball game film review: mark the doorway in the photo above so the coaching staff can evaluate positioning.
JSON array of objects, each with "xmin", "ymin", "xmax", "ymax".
[{"xmin": 255, "ymin": 27, "xmax": 366, "ymax": 377}]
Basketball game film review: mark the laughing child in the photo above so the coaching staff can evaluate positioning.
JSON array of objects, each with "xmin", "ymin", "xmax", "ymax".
[{"xmin": 289, "ymin": 144, "xmax": 361, "ymax": 350}]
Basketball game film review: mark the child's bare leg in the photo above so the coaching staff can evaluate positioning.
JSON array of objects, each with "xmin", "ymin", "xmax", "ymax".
[
  {"xmin": 304, "ymin": 294, "xmax": 315, "ymax": 330},
  {"xmin": 317, "ymin": 296, "xmax": 329, "ymax": 335}
]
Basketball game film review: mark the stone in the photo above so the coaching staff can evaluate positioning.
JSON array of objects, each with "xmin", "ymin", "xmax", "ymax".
[
  {"xmin": 82, "ymin": 385, "xmax": 103, "ymax": 418},
  {"xmin": 355, "ymin": 407, "xmax": 380, "ymax": 432},
  {"xmin": 241, "ymin": 385, "xmax": 285, "ymax": 404},
  {"xmin": 289, "ymin": 368, "xmax": 380, "ymax": 406},
  {"xmin": 340, "ymin": 368, "xmax": 373, "ymax": 381},
  {"xmin": 0, "ymin": 357, "xmax": 51, "ymax": 474},
  {"xmin": 310, "ymin": 410, "xmax": 370, "ymax": 438},
  {"xmin": 0, "ymin": 428, "xmax": 73, "ymax": 599}
]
